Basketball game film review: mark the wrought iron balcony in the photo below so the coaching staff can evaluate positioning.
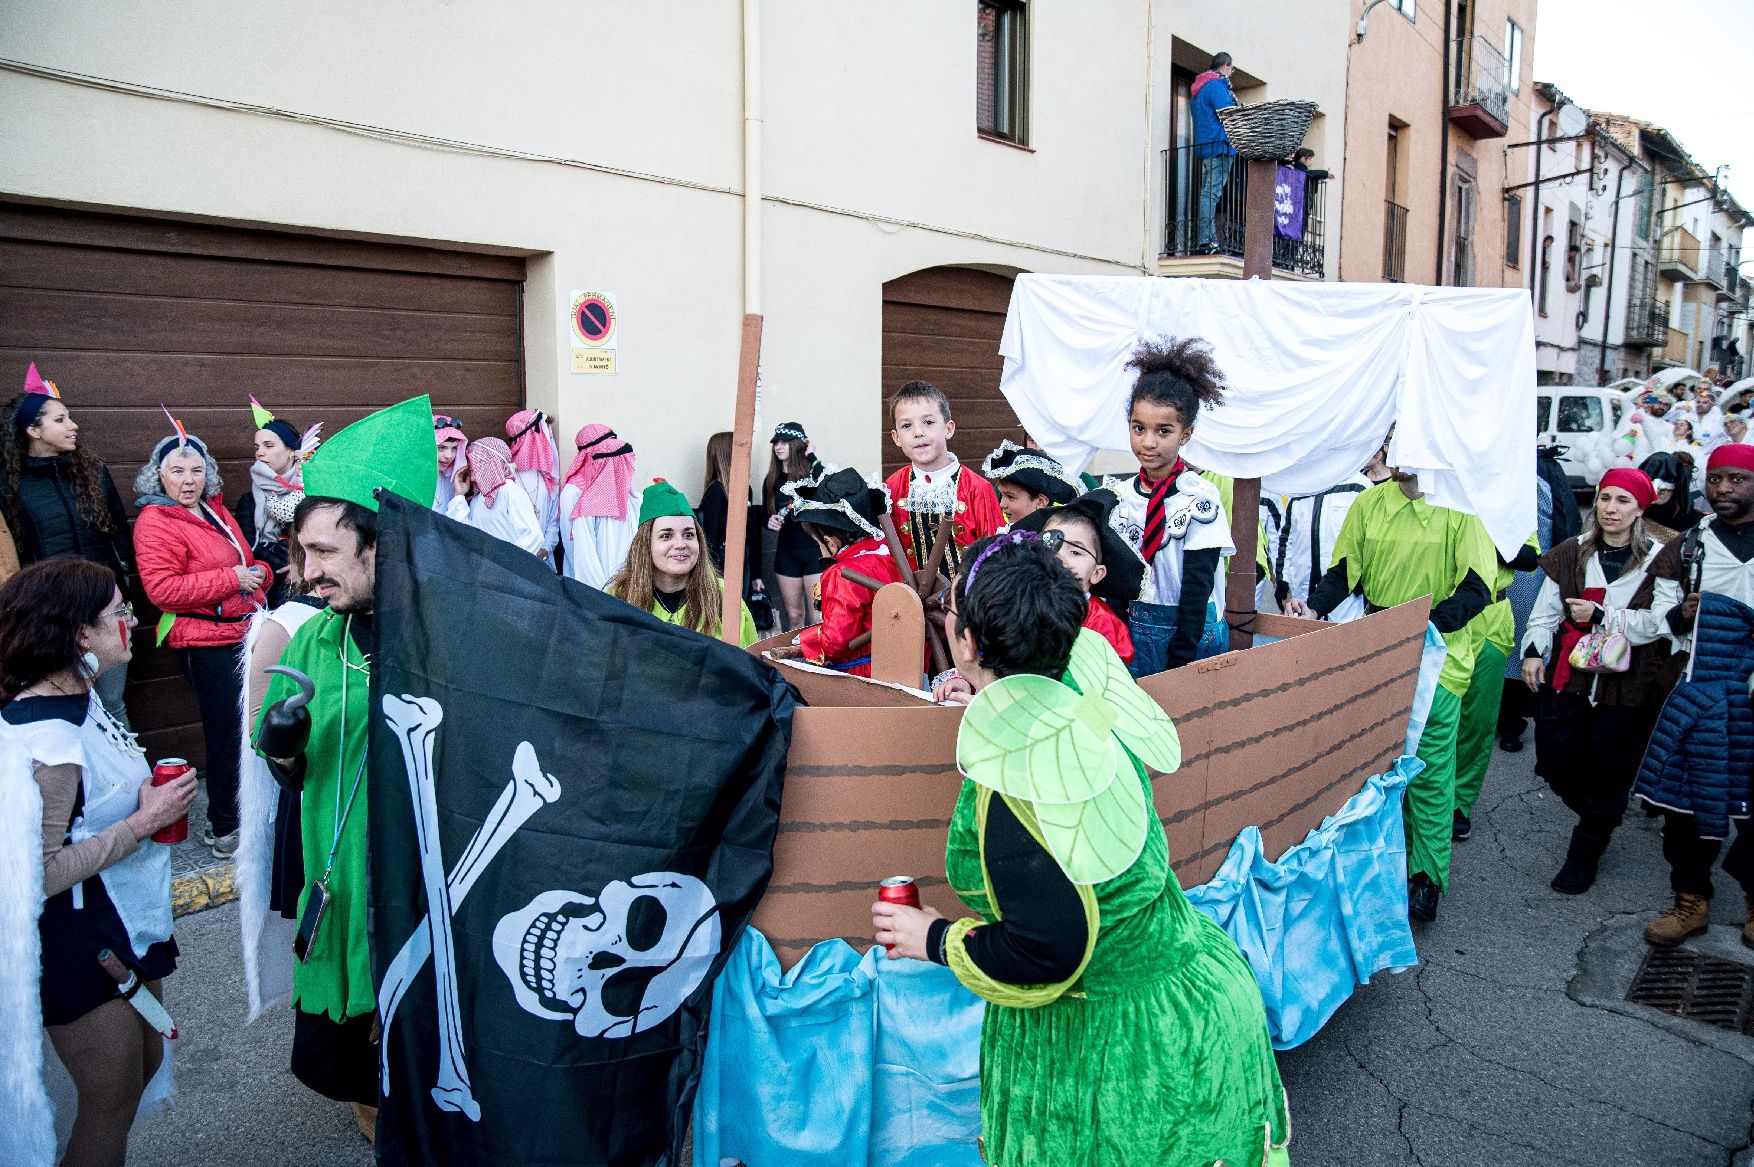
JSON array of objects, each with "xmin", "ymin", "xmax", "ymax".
[
  {"xmin": 1383, "ymin": 201, "xmax": 1410, "ymax": 282},
  {"xmin": 1623, "ymin": 297, "xmax": 1667, "ymax": 348},
  {"xmin": 1449, "ymin": 37, "xmax": 1510, "ymax": 140},
  {"xmin": 1158, "ymin": 145, "xmax": 1327, "ymax": 279}
]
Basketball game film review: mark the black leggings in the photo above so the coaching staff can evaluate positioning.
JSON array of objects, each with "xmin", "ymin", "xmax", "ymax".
[
  {"xmin": 1532, "ymin": 691, "xmax": 1659, "ymax": 837},
  {"xmin": 178, "ymin": 642, "xmax": 245, "ymax": 838}
]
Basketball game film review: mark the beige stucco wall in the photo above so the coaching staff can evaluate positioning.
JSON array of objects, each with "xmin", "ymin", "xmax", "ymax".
[
  {"xmin": 1338, "ymin": 0, "xmax": 1536, "ymax": 289},
  {"xmin": 0, "ymin": 0, "xmax": 1150, "ymax": 496},
  {"xmin": 1148, "ymin": 0, "xmax": 1352, "ymax": 274}
]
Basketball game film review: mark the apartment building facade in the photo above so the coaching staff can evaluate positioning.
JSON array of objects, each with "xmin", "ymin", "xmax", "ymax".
[
  {"xmin": 1339, "ymin": 0, "xmax": 1537, "ymax": 289},
  {"xmin": 1586, "ymin": 114, "xmax": 1752, "ymax": 384}
]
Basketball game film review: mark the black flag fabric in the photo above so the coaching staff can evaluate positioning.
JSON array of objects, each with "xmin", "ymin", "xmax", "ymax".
[{"xmin": 367, "ymin": 494, "xmax": 795, "ymax": 1165}]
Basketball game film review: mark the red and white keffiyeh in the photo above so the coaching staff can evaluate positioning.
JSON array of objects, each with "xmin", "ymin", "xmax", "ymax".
[
  {"xmin": 506, "ymin": 409, "xmax": 559, "ymax": 493},
  {"xmin": 561, "ymin": 424, "xmax": 635, "ymax": 522},
  {"xmin": 466, "ymin": 437, "xmax": 517, "ymax": 508}
]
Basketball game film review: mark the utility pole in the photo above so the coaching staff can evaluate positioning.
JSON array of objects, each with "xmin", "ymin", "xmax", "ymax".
[{"xmin": 1596, "ymin": 162, "xmax": 1625, "ymax": 384}]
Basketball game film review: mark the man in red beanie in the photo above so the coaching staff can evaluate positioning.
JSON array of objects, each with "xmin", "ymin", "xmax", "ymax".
[{"xmin": 1642, "ymin": 443, "xmax": 1754, "ymax": 947}]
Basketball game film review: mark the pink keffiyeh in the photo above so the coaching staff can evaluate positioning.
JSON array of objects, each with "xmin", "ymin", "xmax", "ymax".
[
  {"xmin": 466, "ymin": 437, "xmax": 517, "ymax": 508},
  {"xmin": 506, "ymin": 409, "xmax": 559, "ymax": 492},
  {"xmin": 561, "ymin": 424, "xmax": 635, "ymax": 522}
]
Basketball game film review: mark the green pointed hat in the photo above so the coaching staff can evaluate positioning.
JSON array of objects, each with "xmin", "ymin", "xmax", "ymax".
[
  {"xmin": 638, "ymin": 478, "xmax": 694, "ymax": 526},
  {"xmin": 302, "ymin": 395, "xmax": 438, "ymax": 512}
]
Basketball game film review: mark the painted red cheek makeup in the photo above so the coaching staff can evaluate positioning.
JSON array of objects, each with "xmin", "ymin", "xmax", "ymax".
[{"xmin": 118, "ymin": 620, "xmax": 130, "ymax": 650}]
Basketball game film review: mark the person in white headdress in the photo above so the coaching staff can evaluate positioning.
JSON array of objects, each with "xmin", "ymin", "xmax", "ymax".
[{"xmin": 445, "ymin": 437, "xmax": 547, "ymax": 557}]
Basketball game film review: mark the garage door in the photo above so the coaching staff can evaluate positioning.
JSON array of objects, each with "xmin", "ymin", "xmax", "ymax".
[
  {"xmin": 0, "ymin": 201, "xmax": 526, "ymax": 763},
  {"xmin": 879, "ymin": 267, "xmax": 1021, "ymax": 479}
]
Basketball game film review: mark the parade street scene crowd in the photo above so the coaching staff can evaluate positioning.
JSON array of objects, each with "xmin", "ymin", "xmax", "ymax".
[{"xmin": 6, "ymin": 2, "xmax": 1754, "ymax": 1165}]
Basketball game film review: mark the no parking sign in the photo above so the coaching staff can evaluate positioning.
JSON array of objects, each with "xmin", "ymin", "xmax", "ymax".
[{"xmin": 569, "ymin": 290, "xmax": 618, "ymax": 374}]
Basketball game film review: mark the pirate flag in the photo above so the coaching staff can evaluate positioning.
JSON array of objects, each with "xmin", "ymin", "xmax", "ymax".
[{"xmin": 368, "ymin": 493, "xmax": 796, "ymax": 1165}]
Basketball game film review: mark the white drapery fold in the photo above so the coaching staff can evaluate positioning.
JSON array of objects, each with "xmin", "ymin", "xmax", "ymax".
[{"xmin": 998, "ymin": 276, "xmax": 1537, "ymax": 556}]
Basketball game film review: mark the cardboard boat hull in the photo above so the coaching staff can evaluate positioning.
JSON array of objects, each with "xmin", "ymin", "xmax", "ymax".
[{"xmin": 751, "ymin": 600, "xmax": 1431, "ymax": 969}]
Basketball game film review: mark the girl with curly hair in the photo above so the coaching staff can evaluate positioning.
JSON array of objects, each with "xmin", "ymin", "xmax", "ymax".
[
  {"xmin": 1106, "ymin": 337, "xmax": 1233, "ymax": 677},
  {"xmin": 3, "ymin": 367, "xmax": 138, "ymax": 725}
]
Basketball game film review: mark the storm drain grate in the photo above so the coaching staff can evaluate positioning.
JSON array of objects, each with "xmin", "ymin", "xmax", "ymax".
[{"xmin": 1625, "ymin": 947, "xmax": 1754, "ymax": 1033}]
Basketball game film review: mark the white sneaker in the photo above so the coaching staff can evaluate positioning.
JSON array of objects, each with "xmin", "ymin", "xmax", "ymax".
[{"xmin": 210, "ymin": 832, "xmax": 239, "ymax": 859}]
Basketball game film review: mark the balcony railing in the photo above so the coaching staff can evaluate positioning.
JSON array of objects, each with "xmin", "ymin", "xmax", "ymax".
[
  {"xmin": 1659, "ymin": 227, "xmax": 1701, "ymax": 280},
  {"xmin": 1623, "ymin": 297, "xmax": 1667, "ymax": 347},
  {"xmin": 1384, "ymin": 200, "xmax": 1410, "ymax": 282},
  {"xmin": 1730, "ymin": 270, "xmax": 1752, "ymax": 309},
  {"xmin": 1704, "ymin": 250, "xmax": 1729, "ymax": 289},
  {"xmin": 1159, "ymin": 145, "xmax": 1326, "ymax": 278},
  {"xmin": 1449, "ymin": 36, "xmax": 1510, "ymax": 139}
]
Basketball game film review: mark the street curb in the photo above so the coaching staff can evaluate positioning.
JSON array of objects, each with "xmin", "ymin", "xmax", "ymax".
[
  {"xmin": 172, "ymin": 861, "xmax": 237, "ymax": 917},
  {"xmin": 1569, "ymin": 911, "xmax": 1754, "ymax": 1063}
]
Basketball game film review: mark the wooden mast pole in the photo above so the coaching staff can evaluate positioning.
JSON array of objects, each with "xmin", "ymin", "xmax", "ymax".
[
  {"xmin": 720, "ymin": 314, "xmax": 763, "ymax": 645},
  {"xmin": 1224, "ymin": 157, "xmax": 1278, "ymax": 652}
]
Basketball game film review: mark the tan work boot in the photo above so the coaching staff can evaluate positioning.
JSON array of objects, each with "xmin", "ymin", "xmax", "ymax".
[
  {"xmin": 351, "ymin": 1102, "xmax": 377, "ymax": 1145},
  {"xmin": 1644, "ymin": 893, "xmax": 1710, "ymax": 947}
]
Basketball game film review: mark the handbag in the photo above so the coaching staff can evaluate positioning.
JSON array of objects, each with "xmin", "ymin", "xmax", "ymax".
[{"xmin": 1567, "ymin": 608, "xmax": 1631, "ymax": 674}]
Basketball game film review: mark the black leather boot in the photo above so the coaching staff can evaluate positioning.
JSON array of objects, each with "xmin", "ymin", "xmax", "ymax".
[
  {"xmin": 1550, "ymin": 826, "xmax": 1609, "ymax": 895},
  {"xmin": 1409, "ymin": 873, "xmax": 1440, "ymax": 922}
]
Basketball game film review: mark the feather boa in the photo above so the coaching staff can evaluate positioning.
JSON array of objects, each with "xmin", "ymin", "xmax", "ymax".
[
  {"xmin": 236, "ymin": 609, "xmax": 297, "ymax": 1022},
  {"xmin": 0, "ymin": 743, "xmax": 55, "ymax": 1165}
]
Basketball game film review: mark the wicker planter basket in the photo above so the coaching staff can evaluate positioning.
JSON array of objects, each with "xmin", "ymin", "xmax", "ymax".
[{"xmin": 1215, "ymin": 100, "xmax": 1319, "ymax": 161}]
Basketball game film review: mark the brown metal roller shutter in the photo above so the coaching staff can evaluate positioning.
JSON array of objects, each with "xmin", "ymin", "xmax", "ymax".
[
  {"xmin": 0, "ymin": 202, "xmax": 526, "ymax": 763},
  {"xmin": 879, "ymin": 267, "xmax": 1021, "ymax": 478}
]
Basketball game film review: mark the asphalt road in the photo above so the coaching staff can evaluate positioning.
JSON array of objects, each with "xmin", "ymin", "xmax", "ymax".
[{"xmin": 127, "ymin": 741, "xmax": 1754, "ymax": 1166}]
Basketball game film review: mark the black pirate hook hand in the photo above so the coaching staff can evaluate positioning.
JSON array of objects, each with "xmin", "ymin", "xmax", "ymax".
[{"xmin": 257, "ymin": 664, "xmax": 315, "ymax": 791}]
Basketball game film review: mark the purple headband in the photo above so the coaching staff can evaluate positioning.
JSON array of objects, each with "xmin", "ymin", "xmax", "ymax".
[{"xmin": 962, "ymin": 528, "xmax": 1064, "ymax": 596}]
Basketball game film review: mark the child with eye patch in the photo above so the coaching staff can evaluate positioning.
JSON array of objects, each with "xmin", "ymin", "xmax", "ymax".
[{"xmin": 1031, "ymin": 502, "xmax": 1137, "ymax": 665}]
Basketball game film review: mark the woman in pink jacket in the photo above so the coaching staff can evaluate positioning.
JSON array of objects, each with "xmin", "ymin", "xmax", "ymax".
[{"xmin": 133, "ymin": 431, "xmax": 269, "ymax": 858}]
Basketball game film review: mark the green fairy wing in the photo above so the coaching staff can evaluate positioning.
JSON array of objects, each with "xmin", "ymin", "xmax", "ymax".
[
  {"xmin": 1064, "ymin": 628, "xmax": 1182, "ymax": 775},
  {"xmin": 955, "ymin": 674, "xmax": 1119, "ymax": 804},
  {"xmin": 956, "ymin": 668, "xmax": 1150, "ymax": 884}
]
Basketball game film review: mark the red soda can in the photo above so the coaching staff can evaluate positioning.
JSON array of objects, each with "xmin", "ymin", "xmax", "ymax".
[
  {"xmin": 150, "ymin": 759, "xmax": 192, "ymax": 844},
  {"xmin": 878, "ymin": 876, "xmax": 922, "ymax": 909},
  {"xmin": 878, "ymin": 877, "xmax": 922, "ymax": 953}
]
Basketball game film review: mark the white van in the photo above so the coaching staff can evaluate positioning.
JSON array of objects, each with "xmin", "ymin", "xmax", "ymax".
[{"xmin": 1536, "ymin": 388, "xmax": 1624, "ymax": 489}]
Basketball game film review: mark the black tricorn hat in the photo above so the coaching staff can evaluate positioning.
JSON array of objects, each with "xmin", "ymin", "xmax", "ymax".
[
  {"xmin": 781, "ymin": 466, "xmax": 889, "ymax": 540},
  {"xmin": 1014, "ymin": 487, "xmax": 1144, "ymax": 618},
  {"xmin": 981, "ymin": 439, "xmax": 1083, "ymax": 506}
]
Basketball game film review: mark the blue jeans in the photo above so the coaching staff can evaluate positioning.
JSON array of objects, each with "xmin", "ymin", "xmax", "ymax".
[
  {"xmin": 1196, "ymin": 153, "xmax": 1234, "ymax": 249},
  {"xmin": 1126, "ymin": 600, "xmax": 1227, "ymax": 680}
]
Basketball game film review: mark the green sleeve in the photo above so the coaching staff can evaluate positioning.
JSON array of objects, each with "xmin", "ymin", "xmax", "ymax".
[
  {"xmin": 738, "ymin": 602, "xmax": 759, "ymax": 649},
  {"xmin": 1328, "ymin": 488, "xmax": 1373, "ymax": 590}
]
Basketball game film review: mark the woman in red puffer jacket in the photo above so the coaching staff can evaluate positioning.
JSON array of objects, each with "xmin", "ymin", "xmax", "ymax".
[{"xmin": 133, "ymin": 431, "xmax": 270, "ymax": 859}]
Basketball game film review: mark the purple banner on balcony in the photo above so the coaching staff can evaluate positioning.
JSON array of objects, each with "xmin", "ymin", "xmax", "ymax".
[{"xmin": 1275, "ymin": 166, "xmax": 1306, "ymax": 241}]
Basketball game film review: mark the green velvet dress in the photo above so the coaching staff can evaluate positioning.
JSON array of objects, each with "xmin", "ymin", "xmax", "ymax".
[{"xmin": 944, "ymin": 764, "xmax": 1291, "ymax": 1166}]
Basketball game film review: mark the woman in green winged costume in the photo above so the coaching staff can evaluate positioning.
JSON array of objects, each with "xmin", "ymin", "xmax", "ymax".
[{"xmin": 872, "ymin": 531, "xmax": 1290, "ymax": 1167}]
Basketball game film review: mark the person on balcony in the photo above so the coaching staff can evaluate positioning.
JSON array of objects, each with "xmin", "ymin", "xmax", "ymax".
[{"xmin": 1190, "ymin": 52, "xmax": 1238, "ymax": 253}]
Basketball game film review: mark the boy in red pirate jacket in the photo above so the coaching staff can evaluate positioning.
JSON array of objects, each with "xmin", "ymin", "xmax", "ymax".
[
  {"xmin": 885, "ymin": 381, "xmax": 1004, "ymax": 580},
  {"xmin": 786, "ymin": 468, "xmax": 905, "ymax": 677}
]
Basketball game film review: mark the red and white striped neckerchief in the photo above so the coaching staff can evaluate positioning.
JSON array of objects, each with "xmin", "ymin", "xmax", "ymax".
[{"xmin": 1138, "ymin": 459, "xmax": 1187, "ymax": 564}]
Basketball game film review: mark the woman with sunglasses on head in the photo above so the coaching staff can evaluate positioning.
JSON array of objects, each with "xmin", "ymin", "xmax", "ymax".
[
  {"xmin": 0, "ymin": 557, "xmax": 197, "ymax": 1167},
  {"xmin": 873, "ymin": 533, "xmax": 1289, "ymax": 1167},
  {"xmin": 2, "ymin": 364, "xmax": 137, "ymax": 727},
  {"xmin": 431, "ymin": 414, "xmax": 468, "ymax": 510}
]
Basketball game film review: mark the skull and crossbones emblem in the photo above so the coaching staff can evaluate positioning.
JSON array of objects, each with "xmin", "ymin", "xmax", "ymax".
[{"xmin": 492, "ymin": 874, "xmax": 720, "ymax": 1039}]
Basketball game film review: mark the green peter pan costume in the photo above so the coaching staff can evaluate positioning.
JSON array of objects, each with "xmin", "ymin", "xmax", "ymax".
[
  {"xmin": 1453, "ymin": 533, "xmax": 1540, "ymax": 820},
  {"xmin": 1307, "ymin": 480, "xmax": 1498, "ymax": 894},
  {"xmin": 932, "ymin": 630, "xmax": 1290, "ymax": 1167},
  {"xmin": 257, "ymin": 397, "xmax": 437, "ymax": 1029}
]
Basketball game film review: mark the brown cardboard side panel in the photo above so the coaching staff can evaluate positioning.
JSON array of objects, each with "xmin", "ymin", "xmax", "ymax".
[{"xmin": 753, "ymin": 602, "xmax": 1431, "ymax": 969}]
